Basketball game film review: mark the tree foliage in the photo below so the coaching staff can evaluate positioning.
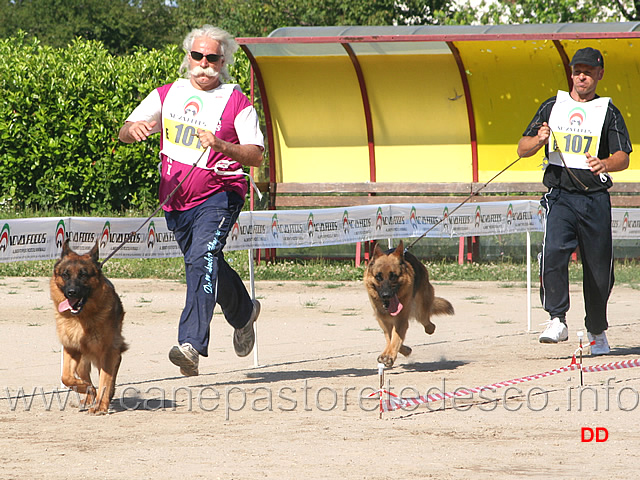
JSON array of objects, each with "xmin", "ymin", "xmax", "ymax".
[
  {"xmin": 442, "ymin": 0, "xmax": 633, "ymax": 24},
  {"xmin": 473, "ymin": 0, "xmax": 614, "ymax": 24},
  {"xmin": 0, "ymin": 34, "xmax": 183, "ymax": 212},
  {"xmin": 611, "ymin": 0, "xmax": 640, "ymax": 20},
  {"xmin": 0, "ymin": 0, "xmax": 182, "ymax": 54},
  {"xmin": 171, "ymin": 0, "xmax": 398, "ymax": 38}
]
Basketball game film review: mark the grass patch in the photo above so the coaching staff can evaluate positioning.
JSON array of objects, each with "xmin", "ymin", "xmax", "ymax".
[
  {"xmin": 498, "ymin": 282, "xmax": 523, "ymax": 288},
  {"xmin": 302, "ymin": 300, "xmax": 320, "ymax": 308}
]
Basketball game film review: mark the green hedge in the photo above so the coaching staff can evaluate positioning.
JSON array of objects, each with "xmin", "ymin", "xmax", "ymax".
[{"xmin": 0, "ymin": 33, "xmax": 255, "ymax": 215}]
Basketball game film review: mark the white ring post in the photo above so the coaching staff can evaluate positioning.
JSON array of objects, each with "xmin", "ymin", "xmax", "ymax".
[
  {"xmin": 249, "ymin": 248, "xmax": 259, "ymax": 368},
  {"xmin": 526, "ymin": 230, "xmax": 532, "ymax": 332},
  {"xmin": 378, "ymin": 362, "xmax": 385, "ymax": 419},
  {"xmin": 577, "ymin": 331, "xmax": 584, "ymax": 387},
  {"xmin": 60, "ymin": 348, "xmax": 65, "ymax": 389}
]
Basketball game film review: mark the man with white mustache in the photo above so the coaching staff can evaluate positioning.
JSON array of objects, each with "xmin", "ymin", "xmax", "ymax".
[{"xmin": 119, "ymin": 25, "xmax": 264, "ymax": 376}]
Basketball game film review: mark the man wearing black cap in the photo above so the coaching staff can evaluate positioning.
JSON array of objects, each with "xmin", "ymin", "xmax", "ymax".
[{"xmin": 517, "ymin": 47, "xmax": 632, "ymax": 355}]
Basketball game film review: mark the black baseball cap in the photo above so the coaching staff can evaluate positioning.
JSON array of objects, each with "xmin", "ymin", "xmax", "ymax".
[{"xmin": 569, "ymin": 47, "xmax": 604, "ymax": 68}]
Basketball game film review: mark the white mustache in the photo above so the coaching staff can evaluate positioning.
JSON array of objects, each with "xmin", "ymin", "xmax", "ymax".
[{"xmin": 191, "ymin": 66, "xmax": 219, "ymax": 78}]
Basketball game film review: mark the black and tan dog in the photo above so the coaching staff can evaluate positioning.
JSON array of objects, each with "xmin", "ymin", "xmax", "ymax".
[
  {"xmin": 364, "ymin": 240, "xmax": 454, "ymax": 368},
  {"xmin": 51, "ymin": 240, "xmax": 128, "ymax": 414}
]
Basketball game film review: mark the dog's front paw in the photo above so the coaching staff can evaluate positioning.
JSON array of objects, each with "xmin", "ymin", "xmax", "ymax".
[
  {"xmin": 88, "ymin": 406, "xmax": 109, "ymax": 415},
  {"xmin": 424, "ymin": 323, "xmax": 436, "ymax": 335},
  {"xmin": 79, "ymin": 390, "xmax": 97, "ymax": 411},
  {"xmin": 377, "ymin": 354, "xmax": 395, "ymax": 368}
]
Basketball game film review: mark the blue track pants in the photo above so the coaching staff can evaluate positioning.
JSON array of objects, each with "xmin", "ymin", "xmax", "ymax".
[{"xmin": 165, "ymin": 192, "xmax": 253, "ymax": 356}]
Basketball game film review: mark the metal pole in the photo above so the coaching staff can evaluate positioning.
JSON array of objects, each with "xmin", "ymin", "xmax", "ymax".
[
  {"xmin": 249, "ymin": 248, "xmax": 259, "ymax": 368},
  {"xmin": 527, "ymin": 230, "xmax": 531, "ymax": 332}
]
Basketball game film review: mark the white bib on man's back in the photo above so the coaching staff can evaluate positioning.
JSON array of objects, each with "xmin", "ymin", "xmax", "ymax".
[{"xmin": 547, "ymin": 90, "xmax": 609, "ymax": 169}]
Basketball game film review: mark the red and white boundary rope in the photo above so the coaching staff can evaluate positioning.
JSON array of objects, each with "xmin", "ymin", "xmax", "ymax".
[
  {"xmin": 374, "ymin": 357, "xmax": 640, "ymax": 413},
  {"xmin": 581, "ymin": 358, "xmax": 640, "ymax": 373}
]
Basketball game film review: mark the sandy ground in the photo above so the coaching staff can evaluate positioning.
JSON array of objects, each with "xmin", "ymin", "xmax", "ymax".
[{"xmin": 1, "ymin": 275, "xmax": 640, "ymax": 479}]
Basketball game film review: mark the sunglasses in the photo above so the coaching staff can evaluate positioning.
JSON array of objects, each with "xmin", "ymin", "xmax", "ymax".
[{"xmin": 190, "ymin": 51, "xmax": 223, "ymax": 63}]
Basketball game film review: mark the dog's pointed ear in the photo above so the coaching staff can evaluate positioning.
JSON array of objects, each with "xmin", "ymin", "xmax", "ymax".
[
  {"xmin": 372, "ymin": 243, "xmax": 385, "ymax": 259},
  {"xmin": 61, "ymin": 239, "xmax": 72, "ymax": 257},
  {"xmin": 393, "ymin": 240, "xmax": 405, "ymax": 258},
  {"xmin": 89, "ymin": 241, "xmax": 100, "ymax": 263}
]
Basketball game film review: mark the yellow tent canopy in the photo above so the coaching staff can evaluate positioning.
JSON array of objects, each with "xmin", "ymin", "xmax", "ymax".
[{"xmin": 237, "ymin": 23, "xmax": 640, "ymax": 186}]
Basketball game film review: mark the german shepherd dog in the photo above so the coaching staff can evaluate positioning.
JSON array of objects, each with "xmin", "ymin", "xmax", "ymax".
[
  {"xmin": 364, "ymin": 241, "xmax": 454, "ymax": 368},
  {"xmin": 51, "ymin": 240, "xmax": 128, "ymax": 414}
]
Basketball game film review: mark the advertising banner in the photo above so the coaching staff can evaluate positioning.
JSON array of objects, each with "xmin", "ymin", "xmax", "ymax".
[{"xmin": 1, "ymin": 201, "xmax": 638, "ymax": 263}]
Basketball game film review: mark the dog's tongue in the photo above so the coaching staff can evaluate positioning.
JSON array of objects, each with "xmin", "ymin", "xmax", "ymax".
[
  {"xmin": 388, "ymin": 295, "xmax": 403, "ymax": 316},
  {"xmin": 58, "ymin": 299, "xmax": 71, "ymax": 313}
]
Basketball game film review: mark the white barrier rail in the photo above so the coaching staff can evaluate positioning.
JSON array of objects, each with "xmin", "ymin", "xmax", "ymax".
[{"xmin": 3, "ymin": 201, "xmax": 640, "ymax": 263}]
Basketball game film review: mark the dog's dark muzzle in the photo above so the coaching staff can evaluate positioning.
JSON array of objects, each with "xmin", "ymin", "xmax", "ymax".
[
  {"xmin": 377, "ymin": 282, "xmax": 403, "ymax": 316},
  {"xmin": 59, "ymin": 285, "xmax": 90, "ymax": 315},
  {"xmin": 378, "ymin": 283, "xmax": 396, "ymax": 309}
]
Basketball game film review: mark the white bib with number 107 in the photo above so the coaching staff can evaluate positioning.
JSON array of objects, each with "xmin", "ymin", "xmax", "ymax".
[{"xmin": 547, "ymin": 90, "xmax": 609, "ymax": 169}]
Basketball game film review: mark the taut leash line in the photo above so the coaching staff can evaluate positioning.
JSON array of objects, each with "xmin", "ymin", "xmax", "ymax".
[
  {"xmin": 99, "ymin": 147, "xmax": 210, "ymax": 267},
  {"xmin": 406, "ymin": 155, "xmax": 523, "ymax": 251},
  {"xmin": 407, "ymin": 127, "xmax": 568, "ymax": 251}
]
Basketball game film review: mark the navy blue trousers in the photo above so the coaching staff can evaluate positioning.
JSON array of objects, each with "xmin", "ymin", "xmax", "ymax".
[
  {"xmin": 539, "ymin": 188, "xmax": 614, "ymax": 335},
  {"xmin": 165, "ymin": 192, "xmax": 253, "ymax": 356}
]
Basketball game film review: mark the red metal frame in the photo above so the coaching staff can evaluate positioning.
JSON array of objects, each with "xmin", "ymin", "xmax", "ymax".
[
  {"xmin": 239, "ymin": 45, "xmax": 276, "ymax": 185},
  {"xmin": 342, "ymin": 42, "xmax": 376, "ymax": 183},
  {"xmin": 342, "ymin": 42, "xmax": 376, "ymax": 266},
  {"xmin": 446, "ymin": 41, "xmax": 478, "ymax": 183},
  {"xmin": 553, "ymin": 40, "xmax": 573, "ymax": 90},
  {"xmin": 237, "ymin": 31, "xmax": 640, "ymax": 46},
  {"xmin": 239, "ymin": 45, "xmax": 277, "ymax": 261}
]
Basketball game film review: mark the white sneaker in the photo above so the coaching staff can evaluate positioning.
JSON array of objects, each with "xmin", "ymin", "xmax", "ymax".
[
  {"xmin": 539, "ymin": 317, "xmax": 569, "ymax": 343},
  {"xmin": 169, "ymin": 343, "xmax": 199, "ymax": 376},
  {"xmin": 588, "ymin": 331, "xmax": 610, "ymax": 356}
]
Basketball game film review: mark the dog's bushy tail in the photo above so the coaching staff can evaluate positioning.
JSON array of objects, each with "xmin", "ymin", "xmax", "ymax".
[{"xmin": 432, "ymin": 297, "xmax": 454, "ymax": 316}]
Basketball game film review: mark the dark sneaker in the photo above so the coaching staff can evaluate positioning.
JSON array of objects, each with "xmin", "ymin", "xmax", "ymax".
[
  {"xmin": 234, "ymin": 300, "xmax": 260, "ymax": 357},
  {"xmin": 169, "ymin": 343, "xmax": 199, "ymax": 376}
]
